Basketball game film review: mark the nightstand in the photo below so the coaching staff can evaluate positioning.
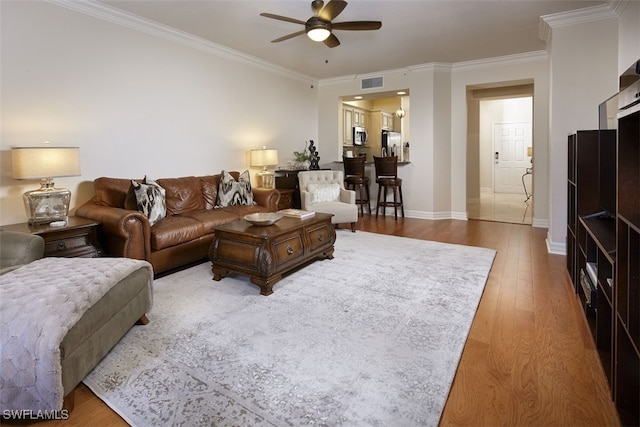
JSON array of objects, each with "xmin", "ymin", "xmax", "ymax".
[
  {"xmin": 277, "ymin": 188, "xmax": 295, "ymax": 210},
  {"xmin": 0, "ymin": 216, "xmax": 104, "ymax": 258}
]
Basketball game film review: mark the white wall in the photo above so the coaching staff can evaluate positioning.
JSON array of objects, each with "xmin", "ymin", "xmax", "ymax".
[
  {"xmin": 452, "ymin": 54, "xmax": 550, "ymax": 226},
  {"xmin": 319, "ymin": 66, "xmax": 449, "ymax": 218},
  {"xmin": 546, "ymin": 16, "xmax": 619, "ymax": 253},
  {"xmin": 0, "ymin": 1, "xmax": 318, "ymax": 225},
  {"xmin": 4, "ymin": 1, "xmax": 635, "ymax": 245},
  {"xmin": 318, "ymin": 56, "xmax": 549, "ymax": 221},
  {"xmin": 618, "ymin": 0, "xmax": 640, "ymax": 74}
]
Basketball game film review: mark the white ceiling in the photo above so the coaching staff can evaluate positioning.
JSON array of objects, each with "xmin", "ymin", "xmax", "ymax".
[{"xmin": 97, "ymin": 0, "xmax": 609, "ymax": 80}]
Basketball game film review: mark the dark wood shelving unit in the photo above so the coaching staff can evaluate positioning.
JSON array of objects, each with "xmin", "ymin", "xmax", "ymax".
[
  {"xmin": 567, "ymin": 130, "xmax": 608, "ymax": 291},
  {"xmin": 615, "ymin": 104, "xmax": 640, "ymax": 426},
  {"xmin": 579, "ymin": 215, "xmax": 616, "ymax": 388},
  {"xmin": 567, "ymin": 62, "xmax": 640, "ymax": 425},
  {"xmin": 567, "ymin": 129, "xmax": 616, "ymax": 396}
]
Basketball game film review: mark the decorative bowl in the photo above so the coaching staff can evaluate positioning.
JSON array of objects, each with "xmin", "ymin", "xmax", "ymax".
[{"xmin": 243, "ymin": 212, "xmax": 284, "ymax": 226}]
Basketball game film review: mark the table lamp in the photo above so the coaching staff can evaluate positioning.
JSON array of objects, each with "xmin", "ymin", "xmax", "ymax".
[
  {"xmin": 12, "ymin": 146, "xmax": 81, "ymax": 225},
  {"xmin": 251, "ymin": 147, "xmax": 279, "ymax": 188}
]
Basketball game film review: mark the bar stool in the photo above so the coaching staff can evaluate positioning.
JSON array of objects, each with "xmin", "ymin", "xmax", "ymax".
[
  {"xmin": 374, "ymin": 156, "xmax": 404, "ymax": 219},
  {"xmin": 343, "ymin": 155, "xmax": 371, "ymax": 215}
]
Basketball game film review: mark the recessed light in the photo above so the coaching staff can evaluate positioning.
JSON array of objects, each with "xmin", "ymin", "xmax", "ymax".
[
  {"xmin": 397, "ymin": 91, "xmax": 406, "ymax": 95},
  {"xmin": 354, "ymin": 96, "xmax": 363, "ymax": 100}
]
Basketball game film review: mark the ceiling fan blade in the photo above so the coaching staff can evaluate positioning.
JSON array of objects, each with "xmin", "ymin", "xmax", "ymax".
[
  {"xmin": 260, "ymin": 13, "xmax": 306, "ymax": 26},
  {"xmin": 332, "ymin": 21, "xmax": 382, "ymax": 31},
  {"xmin": 324, "ymin": 33, "xmax": 341, "ymax": 48},
  {"xmin": 318, "ymin": 0, "xmax": 347, "ymax": 21},
  {"xmin": 271, "ymin": 30, "xmax": 306, "ymax": 43}
]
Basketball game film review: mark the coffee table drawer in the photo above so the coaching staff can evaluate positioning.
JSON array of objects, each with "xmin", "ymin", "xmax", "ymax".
[
  {"xmin": 306, "ymin": 223, "xmax": 333, "ymax": 252},
  {"xmin": 272, "ymin": 233, "xmax": 304, "ymax": 265}
]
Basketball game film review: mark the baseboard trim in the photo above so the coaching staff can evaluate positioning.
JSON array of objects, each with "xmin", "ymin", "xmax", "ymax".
[
  {"xmin": 546, "ymin": 231, "xmax": 566, "ymax": 255},
  {"xmin": 532, "ymin": 217, "xmax": 549, "ymax": 228},
  {"xmin": 401, "ymin": 210, "xmax": 468, "ymax": 221}
]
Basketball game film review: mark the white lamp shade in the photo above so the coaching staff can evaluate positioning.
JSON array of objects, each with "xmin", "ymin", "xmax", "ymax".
[
  {"xmin": 250, "ymin": 148, "xmax": 279, "ymax": 168},
  {"xmin": 12, "ymin": 147, "xmax": 81, "ymax": 180}
]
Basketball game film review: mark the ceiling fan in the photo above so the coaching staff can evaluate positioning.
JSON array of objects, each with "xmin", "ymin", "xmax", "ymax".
[{"xmin": 260, "ymin": 0, "xmax": 382, "ymax": 48}]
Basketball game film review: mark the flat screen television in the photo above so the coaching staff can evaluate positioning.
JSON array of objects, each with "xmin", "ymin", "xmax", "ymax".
[{"xmin": 599, "ymin": 93, "xmax": 618, "ymax": 130}]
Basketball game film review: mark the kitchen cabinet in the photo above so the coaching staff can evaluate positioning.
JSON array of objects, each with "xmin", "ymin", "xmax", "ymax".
[
  {"xmin": 343, "ymin": 105, "xmax": 368, "ymax": 145},
  {"xmin": 343, "ymin": 108, "xmax": 353, "ymax": 144},
  {"xmin": 382, "ymin": 111, "xmax": 395, "ymax": 130}
]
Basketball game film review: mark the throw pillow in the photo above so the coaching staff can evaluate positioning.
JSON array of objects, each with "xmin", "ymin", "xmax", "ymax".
[
  {"xmin": 307, "ymin": 182, "xmax": 341, "ymax": 203},
  {"xmin": 216, "ymin": 170, "xmax": 255, "ymax": 208},
  {"xmin": 131, "ymin": 176, "xmax": 167, "ymax": 226}
]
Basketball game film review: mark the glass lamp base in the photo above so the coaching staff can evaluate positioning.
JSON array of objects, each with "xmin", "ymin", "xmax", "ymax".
[
  {"xmin": 23, "ymin": 179, "xmax": 71, "ymax": 225},
  {"xmin": 256, "ymin": 170, "xmax": 274, "ymax": 188}
]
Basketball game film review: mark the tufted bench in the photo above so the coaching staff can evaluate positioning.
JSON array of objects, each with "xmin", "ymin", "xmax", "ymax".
[{"xmin": 0, "ymin": 256, "xmax": 153, "ymax": 412}]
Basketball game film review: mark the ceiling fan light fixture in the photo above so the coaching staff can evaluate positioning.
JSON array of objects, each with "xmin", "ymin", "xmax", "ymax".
[
  {"xmin": 306, "ymin": 17, "xmax": 331, "ymax": 42},
  {"xmin": 307, "ymin": 27, "xmax": 331, "ymax": 41}
]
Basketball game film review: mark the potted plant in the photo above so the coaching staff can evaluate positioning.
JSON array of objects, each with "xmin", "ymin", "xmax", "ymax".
[{"xmin": 292, "ymin": 148, "xmax": 312, "ymax": 169}]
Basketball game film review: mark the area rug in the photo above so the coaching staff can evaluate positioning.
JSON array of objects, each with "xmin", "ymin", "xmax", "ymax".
[{"xmin": 83, "ymin": 231, "xmax": 496, "ymax": 426}]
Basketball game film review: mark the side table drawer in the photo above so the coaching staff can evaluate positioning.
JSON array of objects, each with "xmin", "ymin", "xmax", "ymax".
[
  {"xmin": 45, "ymin": 235, "xmax": 87, "ymax": 253},
  {"xmin": 272, "ymin": 233, "xmax": 304, "ymax": 266},
  {"xmin": 306, "ymin": 223, "xmax": 333, "ymax": 252},
  {"xmin": 0, "ymin": 216, "xmax": 103, "ymax": 259},
  {"xmin": 45, "ymin": 235, "xmax": 97, "ymax": 257}
]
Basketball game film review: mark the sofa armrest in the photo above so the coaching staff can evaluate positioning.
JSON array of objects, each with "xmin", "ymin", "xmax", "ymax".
[
  {"xmin": 300, "ymin": 190, "xmax": 312, "ymax": 210},
  {"xmin": 0, "ymin": 231, "xmax": 45, "ymax": 275},
  {"xmin": 76, "ymin": 201, "xmax": 151, "ymax": 261},
  {"xmin": 252, "ymin": 188, "xmax": 280, "ymax": 212}
]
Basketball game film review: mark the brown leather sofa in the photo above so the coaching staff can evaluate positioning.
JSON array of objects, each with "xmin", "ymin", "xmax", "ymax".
[{"xmin": 76, "ymin": 172, "xmax": 280, "ymax": 275}]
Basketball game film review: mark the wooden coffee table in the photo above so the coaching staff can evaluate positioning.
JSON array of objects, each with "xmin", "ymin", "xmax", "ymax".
[{"xmin": 209, "ymin": 212, "xmax": 335, "ymax": 295}]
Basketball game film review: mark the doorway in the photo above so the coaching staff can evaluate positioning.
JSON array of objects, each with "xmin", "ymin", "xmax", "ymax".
[{"xmin": 466, "ymin": 84, "xmax": 534, "ymax": 225}]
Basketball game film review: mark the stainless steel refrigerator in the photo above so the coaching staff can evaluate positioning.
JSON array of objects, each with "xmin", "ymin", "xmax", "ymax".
[{"xmin": 381, "ymin": 131, "xmax": 402, "ymax": 158}]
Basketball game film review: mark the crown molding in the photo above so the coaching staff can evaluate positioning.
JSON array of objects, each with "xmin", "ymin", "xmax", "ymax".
[
  {"xmin": 407, "ymin": 63, "xmax": 453, "ymax": 73},
  {"xmin": 539, "ymin": 2, "xmax": 620, "ymax": 43},
  {"xmin": 453, "ymin": 50, "xmax": 548, "ymax": 71},
  {"xmin": 319, "ymin": 66, "xmax": 417, "ymax": 87},
  {"xmin": 319, "ymin": 52, "xmax": 546, "ymax": 86},
  {"xmin": 43, "ymin": 0, "xmax": 316, "ymax": 84}
]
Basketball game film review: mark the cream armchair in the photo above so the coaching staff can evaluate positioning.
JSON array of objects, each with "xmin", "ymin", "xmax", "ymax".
[{"xmin": 298, "ymin": 170, "xmax": 358, "ymax": 232}]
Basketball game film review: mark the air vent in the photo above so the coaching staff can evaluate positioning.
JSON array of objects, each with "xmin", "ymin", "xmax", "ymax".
[{"xmin": 361, "ymin": 76, "xmax": 383, "ymax": 90}]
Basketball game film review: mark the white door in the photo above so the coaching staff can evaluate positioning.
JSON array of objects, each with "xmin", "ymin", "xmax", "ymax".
[{"xmin": 493, "ymin": 122, "xmax": 532, "ymax": 193}]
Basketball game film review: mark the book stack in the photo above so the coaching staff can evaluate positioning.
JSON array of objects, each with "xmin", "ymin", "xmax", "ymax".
[{"xmin": 279, "ymin": 209, "xmax": 315, "ymax": 219}]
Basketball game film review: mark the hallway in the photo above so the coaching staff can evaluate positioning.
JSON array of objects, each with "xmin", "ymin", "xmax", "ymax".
[{"xmin": 467, "ymin": 189, "xmax": 533, "ymax": 225}]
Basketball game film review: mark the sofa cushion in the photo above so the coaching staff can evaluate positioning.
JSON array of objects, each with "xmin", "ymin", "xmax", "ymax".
[
  {"xmin": 150, "ymin": 216, "xmax": 205, "ymax": 251},
  {"xmin": 131, "ymin": 177, "xmax": 167, "ymax": 226},
  {"xmin": 216, "ymin": 170, "xmax": 255, "ymax": 208},
  {"xmin": 199, "ymin": 175, "xmax": 220, "ymax": 210},
  {"xmin": 179, "ymin": 209, "xmax": 242, "ymax": 232},
  {"xmin": 157, "ymin": 176, "xmax": 205, "ymax": 216},
  {"xmin": 124, "ymin": 184, "xmax": 138, "ymax": 210},
  {"xmin": 93, "ymin": 177, "xmax": 137, "ymax": 208}
]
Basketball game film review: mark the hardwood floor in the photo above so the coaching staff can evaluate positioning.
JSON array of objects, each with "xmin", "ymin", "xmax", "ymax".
[{"xmin": 9, "ymin": 216, "xmax": 620, "ymax": 426}]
